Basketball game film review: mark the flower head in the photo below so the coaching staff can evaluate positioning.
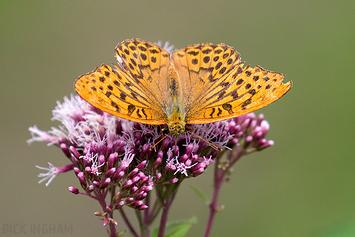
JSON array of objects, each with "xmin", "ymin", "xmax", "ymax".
[{"xmin": 29, "ymin": 95, "xmax": 273, "ymax": 206}]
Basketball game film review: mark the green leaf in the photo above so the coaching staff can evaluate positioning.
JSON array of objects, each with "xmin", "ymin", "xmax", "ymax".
[
  {"xmin": 152, "ymin": 217, "xmax": 197, "ymax": 237},
  {"xmin": 190, "ymin": 185, "xmax": 210, "ymax": 204}
]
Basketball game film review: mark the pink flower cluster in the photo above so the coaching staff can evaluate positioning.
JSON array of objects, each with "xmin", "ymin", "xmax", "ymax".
[{"xmin": 28, "ymin": 95, "xmax": 274, "ymax": 211}]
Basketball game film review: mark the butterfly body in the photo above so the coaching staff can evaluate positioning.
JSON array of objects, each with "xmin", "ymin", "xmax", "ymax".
[
  {"xmin": 75, "ymin": 39, "xmax": 292, "ymax": 140},
  {"xmin": 165, "ymin": 65, "xmax": 186, "ymax": 136}
]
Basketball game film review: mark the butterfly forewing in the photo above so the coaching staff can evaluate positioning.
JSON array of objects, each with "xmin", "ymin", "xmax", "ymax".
[
  {"xmin": 75, "ymin": 40, "xmax": 173, "ymax": 125},
  {"xmin": 171, "ymin": 43, "xmax": 241, "ymax": 117},
  {"xmin": 115, "ymin": 39, "xmax": 172, "ymax": 111}
]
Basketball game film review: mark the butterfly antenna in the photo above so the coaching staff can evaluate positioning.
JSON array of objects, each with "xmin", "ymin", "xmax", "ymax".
[
  {"xmin": 149, "ymin": 133, "xmax": 170, "ymax": 151},
  {"xmin": 186, "ymin": 131, "xmax": 222, "ymax": 151}
]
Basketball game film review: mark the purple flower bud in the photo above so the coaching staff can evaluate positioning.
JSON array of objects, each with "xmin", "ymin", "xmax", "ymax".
[
  {"xmin": 73, "ymin": 167, "xmax": 80, "ymax": 175},
  {"xmin": 128, "ymin": 168, "xmax": 139, "ymax": 179},
  {"xmin": 86, "ymin": 185, "xmax": 94, "ymax": 192},
  {"xmin": 105, "ymin": 168, "xmax": 116, "ymax": 178},
  {"xmin": 157, "ymin": 150, "xmax": 164, "ymax": 159},
  {"xmin": 161, "ymin": 137, "xmax": 171, "ymax": 150},
  {"xmin": 241, "ymin": 118, "xmax": 251, "ymax": 131},
  {"xmin": 138, "ymin": 205, "xmax": 148, "ymax": 210},
  {"xmin": 139, "ymin": 175, "xmax": 149, "ymax": 184},
  {"xmin": 236, "ymin": 131, "xmax": 244, "ymax": 137},
  {"xmin": 228, "ymin": 123, "xmax": 238, "ymax": 134},
  {"xmin": 185, "ymin": 144, "xmax": 194, "ymax": 155},
  {"xmin": 135, "ymin": 171, "xmax": 145, "ymax": 179},
  {"xmin": 257, "ymin": 113, "xmax": 264, "ymax": 125},
  {"xmin": 192, "ymin": 162, "xmax": 206, "ymax": 171},
  {"xmin": 141, "ymin": 143, "xmax": 150, "ymax": 158},
  {"xmin": 130, "ymin": 186, "xmax": 138, "ymax": 193},
  {"xmin": 132, "ymin": 200, "xmax": 143, "ymax": 207},
  {"xmin": 172, "ymin": 146, "xmax": 179, "ymax": 156},
  {"xmin": 58, "ymin": 137, "xmax": 67, "ymax": 145},
  {"xmin": 153, "ymin": 157, "xmax": 162, "ymax": 170},
  {"xmin": 94, "ymin": 211, "xmax": 102, "ymax": 216},
  {"xmin": 99, "ymin": 154, "xmax": 106, "ymax": 167},
  {"xmin": 184, "ymin": 159, "xmax": 192, "ymax": 167},
  {"xmin": 119, "ymin": 153, "xmax": 134, "ymax": 170},
  {"xmin": 122, "ymin": 179, "xmax": 133, "ymax": 189},
  {"xmin": 191, "ymin": 154, "xmax": 199, "ymax": 163},
  {"xmin": 180, "ymin": 154, "xmax": 188, "ymax": 163},
  {"xmin": 131, "ymin": 176, "xmax": 141, "ymax": 185},
  {"xmin": 192, "ymin": 167, "xmax": 205, "ymax": 177},
  {"xmin": 111, "ymin": 219, "xmax": 118, "ymax": 225},
  {"xmin": 93, "ymin": 180, "xmax": 100, "ymax": 187},
  {"xmin": 113, "ymin": 170, "xmax": 125, "ymax": 182},
  {"xmin": 126, "ymin": 197, "xmax": 134, "ymax": 203},
  {"xmin": 147, "ymin": 179, "xmax": 154, "ymax": 187},
  {"xmin": 250, "ymin": 126, "xmax": 261, "ymax": 137},
  {"xmin": 230, "ymin": 138, "xmax": 239, "ymax": 146},
  {"xmin": 68, "ymin": 186, "xmax": 79, "ymax": 194},
  {"xmin": 85, "ymin": 166, "xmax": 92, "ymax": 174},
  {"xmin": 170, "ymin": 178, "xmax": 178, "ymax": 183},
  {"xmin": 60, "ymin": 143, "xmax": 71, "ymax": 158},
  {"xmin": 142, "ymin": 185, "xmax": 153, "ymax": 192},
  {"xmin": 254, "ymin": 130, "xmax": 264, "ymax": 140},
  {"xmin": 106, "ymin": 206, "xmax": 112, "ymax": 213},
  {"xmin": 136, "ymin": 191, "xmax": 147, "ymax": 200},
  {"xmin": 250, "ymin": 120, "xmax": 257, "ymax": 130},
  {"xmin": 156, "ymin": 173, "xmax": 162, "ymax": 182},
  {"xmin": 136, "ymin": 160, "xmax": 147, "ymax": 170},
  {"xmin": 116, "ymin": 201, "xmax": 125, "ymax": 208},
  {"xmin": 77, "ymin": 172, "xmax": 86, "ymax": 187},
  {"xmin": 260, "ymin": 120, "xmax": 270, "ymax": 134},
  {"xmin": 100, "ymin": 178, "xmax": 111, "ymax": 189},
  {"xmin": 257, "ymin": 140, "xmax": 274, "ymax": 150},
  {"xmin": 246, "ymin": 135, "xmax": 253, "ymax": 143},
  {"xmin": 108, "ymin": 152, "xmax": 118, "ymax": 169},
  {"xmin": 103, "ymin": 218, "xmax": 110, "ymax": 227}
]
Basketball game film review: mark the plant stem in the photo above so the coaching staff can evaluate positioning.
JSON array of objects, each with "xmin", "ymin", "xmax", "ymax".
[
  {"xmin": 108, "ymin": 221, "xmax": 117, "ymax": 237},
  {"xmin": 157, "ymin": 183, "xmax": 179, "ymax": 237},
  {"xmin": 119, "ymin": 208, "xmax": 139, "ymax": 237},
  {"xmin": 204, "ymin": 148, "xmax": 245, "ymax": 237},
  {"xmin": 204, "ymin": 158, "xmax": 224, "ymax": 237}
]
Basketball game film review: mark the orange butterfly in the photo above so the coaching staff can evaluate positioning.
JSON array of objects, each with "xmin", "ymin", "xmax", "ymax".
[{"xmin": 75, "ymin": 39, "xmax": 291, "ymax": 138}]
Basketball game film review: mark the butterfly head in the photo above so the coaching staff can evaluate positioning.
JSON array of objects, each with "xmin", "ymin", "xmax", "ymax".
[{"xmin": 167, "ymin": 104, "xmax": 186, "ymax": 137}]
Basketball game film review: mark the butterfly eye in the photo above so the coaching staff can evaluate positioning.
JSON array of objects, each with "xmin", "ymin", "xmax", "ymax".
[{"xmin": 168, "ymin": 126, "xmax": 175, "ymax": 133}]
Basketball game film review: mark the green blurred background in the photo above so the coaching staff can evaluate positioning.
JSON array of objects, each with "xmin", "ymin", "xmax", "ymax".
[{"xmin": 1, "ymin": 1, "xmax": 354, "ymax": 236}]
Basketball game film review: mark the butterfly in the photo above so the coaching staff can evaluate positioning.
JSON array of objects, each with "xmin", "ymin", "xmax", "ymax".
[{"xmin": 75, "ymin": 39, "xmax": 292, "ymax": 140}]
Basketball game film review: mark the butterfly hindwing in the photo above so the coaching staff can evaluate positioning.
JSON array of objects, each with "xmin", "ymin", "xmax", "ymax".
[{"xmin": 186, "ymin": 64, "xmax": 292, "ymax": 123}]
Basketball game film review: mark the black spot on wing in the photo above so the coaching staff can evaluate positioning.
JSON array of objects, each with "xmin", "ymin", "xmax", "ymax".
[
  {"xmin": 222, "ymin": 103, "xmax": 233, "ymax": 114},
  {"xmin": 241, "ymin": 98, "xmax": 251, "ymax": 107},
  {"xmin": 127, "ymin": 104, "xmax": 136, "ymax": 115},
  {"xmin": 111, "ymin": 101, "xmax": 120, "ymax": 112}
]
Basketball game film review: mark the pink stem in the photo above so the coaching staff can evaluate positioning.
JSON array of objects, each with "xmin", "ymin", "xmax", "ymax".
[
  {"xmin": 204, "ymin": 162, "xmax": 224, "ymax": 237},
  {"xmin": 119, "ymin": 208, "xmax": 139, "ymax": 237},
  {"xmin": 157, "ymin": 187, "xmax": 178, "ymax": 237},
  {"xmin": 204, "ymin": 148, "xmax": 245, "ymax": 237}
]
